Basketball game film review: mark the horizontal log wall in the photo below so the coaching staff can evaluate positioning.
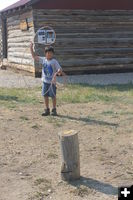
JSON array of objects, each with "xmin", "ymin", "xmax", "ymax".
[
  {"xmin": 6, "ymin": 10, "xmax": 35, "ymax": 73},
  {"xmin": 33, "ymin": 9, "xmax": 133, "ymax": 74}
]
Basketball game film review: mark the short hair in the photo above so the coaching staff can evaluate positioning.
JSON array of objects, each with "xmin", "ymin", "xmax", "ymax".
[{"xmin": 45, "ymin": 46, "xmax": 54, "ymax": 53}]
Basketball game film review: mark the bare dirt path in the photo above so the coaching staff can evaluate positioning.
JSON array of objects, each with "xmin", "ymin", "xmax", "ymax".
[{"xmin": 0, "ymin": 102, "xmax": 133, "ymax": 200}]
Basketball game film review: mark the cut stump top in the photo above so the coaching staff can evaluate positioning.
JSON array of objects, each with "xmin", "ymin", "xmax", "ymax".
[{"xmin": 58, "ymin": 130, "xmax": 78, "ymax": 137}]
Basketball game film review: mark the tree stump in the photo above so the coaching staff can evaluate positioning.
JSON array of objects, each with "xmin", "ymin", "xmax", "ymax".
[{"xmin": 58, "ymin": 130, "xmax": 80, "ymax": 181}]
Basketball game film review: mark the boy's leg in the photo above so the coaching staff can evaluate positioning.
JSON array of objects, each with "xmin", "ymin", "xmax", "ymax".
[
  {"xmin": 51, "ymin": 84, "xmax": 57, "ymax": 116},
  {"xmin": 44, "ymin": 96, "xmax": 49, "ymax": 109},
  {"xmin": 48, "ymin": 83, "xmax": 57, "ymax": 116},
  {"xmin": 42, "ymin": 83, "xmax": 50, "ymax": 116},
  {"xmin": 49, "ymin": 83, "xmax": 57, "ymax": 109},
  {"xmin": 51, "ymin": 97, "xmax": 57, "ymax": 116},
  {"xmin": 42, "ymin": 97, "xmax": 50, "ymax": 116},
  {"xmin": 52, "ymin": 97, "xmax": 56, "ymax": 109}
]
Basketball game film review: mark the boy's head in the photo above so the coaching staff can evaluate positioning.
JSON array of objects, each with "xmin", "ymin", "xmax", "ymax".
[{"xmin": 45, "ymin": 46, "xmax": 54, "ymax": 60}]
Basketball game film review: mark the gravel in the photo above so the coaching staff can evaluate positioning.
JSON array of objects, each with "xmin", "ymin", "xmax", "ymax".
[
  {"xmin": 0, "ymin": 69, "xmax": 133, "ymax": 88},
  {"xmin": 0, "ymin": 70, "xmax": 41, "ymax": 88},
  {"xmin": 58, "ymin": 72, "xmax": 133, "ymax": 85}
]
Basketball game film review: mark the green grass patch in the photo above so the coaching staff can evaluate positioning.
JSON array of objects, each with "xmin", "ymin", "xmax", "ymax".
[
  {"xmin": 70, "ymin": 186, "xmax": 89, "ymax": 197},
  {"xmin": 34, "ymin": 178, "xmax": 50, "ymax": 186},
  {"xmin": 31, "ymin": 124, "xmax": 40, "ymax": 130},
  {"xmin": 0, "ymin": 84, "xmax": 133, "ymax": 109},
  {"xmin": 20, "ymin": 116, "xmax": 29, "ymax": 121},
  {"xmin": 46, "ymin": 116, "xmax": 66, "ymax": 127},
  {"xmin": 0, "ymin": 87, "xmax": 41, "ymax": 109},
  {"xmin": 47, "ymin": 152, "xmax": 58, "ymax": 159},
  {"xmin": 101, "ymin": 110, "xmax": 116, "ymax": 116},
  {"xmin": 119, "ymin": 111, "xmax": 133, "ymax": 115},
  {"xmin": 58, "ymin": 83, "xmax": 133, "ymax": 104}
]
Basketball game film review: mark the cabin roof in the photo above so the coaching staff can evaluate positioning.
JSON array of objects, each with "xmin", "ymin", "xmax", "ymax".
[
  {"xmin": 2, "ymin": 0, "xmax": 31, "ymax": 12},
  {"xmin": 1, "ymin": 0, "xmax": 40, "ymax": 13},
  {"xmin": 1, "ymin": 0, "xmax": 133, "ymax": 15}
]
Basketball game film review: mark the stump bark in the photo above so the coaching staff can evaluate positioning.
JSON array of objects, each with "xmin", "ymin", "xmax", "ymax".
[{"xmin": 58, "ymin": 130, "xmax": 80, "ymax": 181}]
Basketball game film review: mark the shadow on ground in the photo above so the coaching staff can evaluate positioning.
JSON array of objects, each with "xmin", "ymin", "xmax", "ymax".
[
  {"xmin": 57, "ymin": 114, "xmax": 118, "ymax": 127},
  {"xmin": 70, "ymin": 176, "xmax": 118, "ymax": 196}
]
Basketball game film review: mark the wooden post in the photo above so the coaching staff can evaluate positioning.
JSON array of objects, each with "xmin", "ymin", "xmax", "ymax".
[{"xmin": 58, "ymin": 130, "xmax": 80, "ymax": 181}]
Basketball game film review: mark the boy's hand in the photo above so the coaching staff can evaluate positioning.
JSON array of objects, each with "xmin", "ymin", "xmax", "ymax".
[
  {"xmin": 30, "ymin": 42, "xmax": 39, "ymax": 61},
  {"xmin": 57, "ymin": 69, "xmax": 63, "ymax": 76},
  {"xmin": 52, "ymin": 70, "xmax": 63, "ymax": 84},
  {"xmin": 52, "ymin": 74, "xmax": 56, "ymax": 84},
  {"xmin": 57, "ymin": 71, "xmax": 62, "ymax": 76}
]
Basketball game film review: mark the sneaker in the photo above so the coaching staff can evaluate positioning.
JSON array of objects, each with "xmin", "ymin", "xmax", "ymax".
[
  {"xmin": 42, "ymin": 108, "xmax": 50, "ymax": 116},
  {"xmin": 51, "ymin": 108, "xmax": 57, "ymax": 116}
]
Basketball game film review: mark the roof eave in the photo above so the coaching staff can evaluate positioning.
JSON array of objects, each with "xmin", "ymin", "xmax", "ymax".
[{"xmin": 0, "ymin": 0, "xmax": 40, "ymax": 15}]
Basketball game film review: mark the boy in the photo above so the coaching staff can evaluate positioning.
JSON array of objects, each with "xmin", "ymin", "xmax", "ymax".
[{"xmin": 30, "ymin": 43, "xmax": 62, "ymax": 116}]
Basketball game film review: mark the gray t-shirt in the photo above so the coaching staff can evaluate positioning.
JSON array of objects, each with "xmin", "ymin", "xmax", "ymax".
[{"xmin": 39, "ymin": 57, "xmax": 62, "ymax": 83}]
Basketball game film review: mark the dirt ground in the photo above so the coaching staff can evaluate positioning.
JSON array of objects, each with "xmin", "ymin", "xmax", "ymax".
[{"xmin": 0, "ymin": 93, "xmax": 133, "ymax": 200}]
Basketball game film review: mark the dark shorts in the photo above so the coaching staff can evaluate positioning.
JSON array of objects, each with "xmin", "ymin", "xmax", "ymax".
[{"xmin": 42, "ymin": 82, "xmax": 56, "ymax": 98}]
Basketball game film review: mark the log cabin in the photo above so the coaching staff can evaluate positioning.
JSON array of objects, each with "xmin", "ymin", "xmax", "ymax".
[{"xmin": 0, "ymin": 0, "xmax": 133, "ymax": 76}]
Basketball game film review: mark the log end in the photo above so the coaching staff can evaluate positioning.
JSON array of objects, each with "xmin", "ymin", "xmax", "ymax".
[{"xmin": 58, "ymin": 129, "xmax": 78, "ymax": 138}]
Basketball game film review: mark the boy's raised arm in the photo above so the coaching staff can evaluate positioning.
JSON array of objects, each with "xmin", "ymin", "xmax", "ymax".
[{"xmin": 30, "ymin": 42, "xmax": 39, "ymax": 61}]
